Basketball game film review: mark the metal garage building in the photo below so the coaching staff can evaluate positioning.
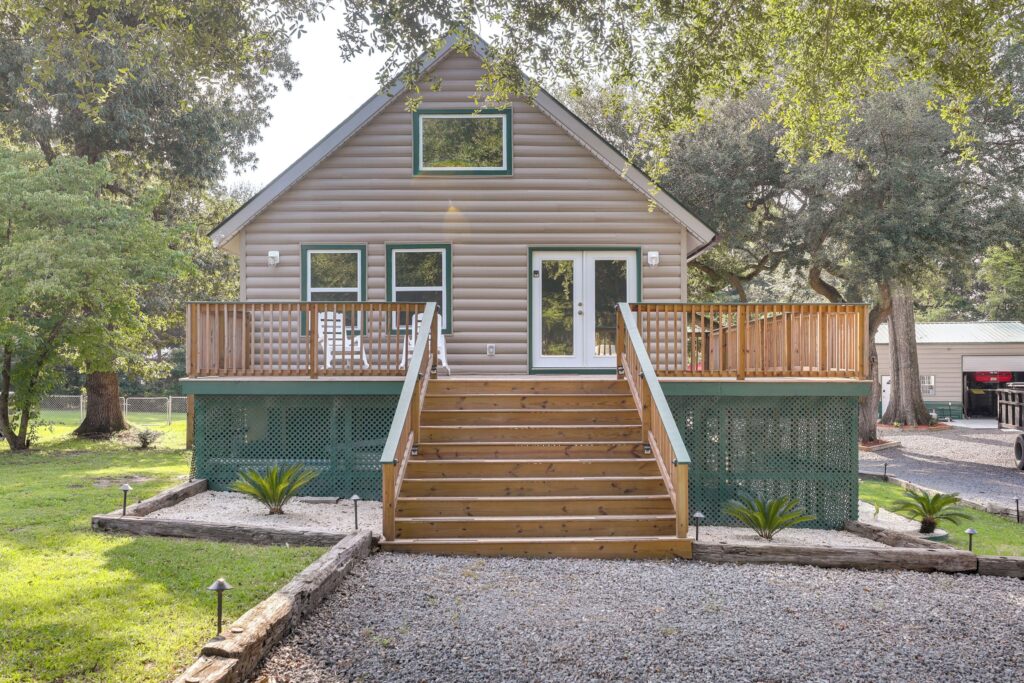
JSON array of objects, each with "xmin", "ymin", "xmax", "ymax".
[{"xmin": 876, "ymin": 321, "xmax": 1024, "ymax": 420}]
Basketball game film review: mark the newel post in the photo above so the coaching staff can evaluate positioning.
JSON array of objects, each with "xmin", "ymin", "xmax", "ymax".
[
  {"xmin": 735, "ymin": 306, "xmax": 746, "ymax": 380},
  {"xmin": 382, "ymin": 462, "xmax": 396, "ymax": 540},
  {"xmin": 615, "ymin": 311, "xmax": 625, "ymax": 379},
  {"xmin": 308, "ymin": 303, "xmax": 319, "ymax": 379},
  {"xmin": 674, "ymin": 462, "xmax": 689, "ymax": 538},
  {"xmin": 430, "ymin": 308, "xmax": 439, "ymax": 379}
]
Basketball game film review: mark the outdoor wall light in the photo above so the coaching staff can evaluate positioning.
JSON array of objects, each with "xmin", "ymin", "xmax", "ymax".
[
  {"xmin": 692, "ymin": 511, "xmax": 705, "ymax": 541},
  {"xmin": 647, "ymin": 250, "xmax": 660, "ymax": 267},
  {"xmin": 267, "ymin": 250, "xmax": 280, "ymax": 267},
  {"xmin": 207, "ymin": 578, "xmax": 233, "ymax": 637},
  {"xmin": 965, "ymin": 528, "xmax": 978, "ymax": 552},
  {"xmin": 120, "ymin": 483, "xmax": 133, "ymax": 516},
  {"xmin": 351, "ymin": 494, "xmax": 361, "ymax": 530}
]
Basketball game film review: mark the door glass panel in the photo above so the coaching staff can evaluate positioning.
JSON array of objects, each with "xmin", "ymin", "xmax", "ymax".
[
  {"xmin": 540, "ymin": 259, "xmax": 575, "ymax": 356},
  {"xmin": 593, "ymin": 259, "xmax": 628, "ymax": 357}
]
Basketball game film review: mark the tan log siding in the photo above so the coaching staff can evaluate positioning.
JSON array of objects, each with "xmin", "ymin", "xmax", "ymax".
[
  {"xmin": 241, "ymin": 53, "xmax": 688, "ymax": 374},
  {"xmin": 876, "ymin": 342, "xmax": 1024, "ymax": 402}
]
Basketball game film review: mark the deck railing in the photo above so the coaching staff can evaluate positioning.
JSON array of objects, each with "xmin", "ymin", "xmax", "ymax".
[
  {"xmin": 185, "ymin": 301, "xmax": 429, "ymax": 378},
  {"xmin": 630, "ymin": 303, "xmax": 869, "ymax": 379},
  {"xmin": 616, "ymin": 303, "xmax": 690, "ymax": 539},
  {"xmin": 380, "ymin": 302, "xmax": 439, "ymax": 540}
]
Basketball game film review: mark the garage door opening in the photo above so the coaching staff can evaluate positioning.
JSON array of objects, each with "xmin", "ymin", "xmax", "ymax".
[{"xmin": 962, "ymin": 356, "xmax": 1024, "ymax": 418}]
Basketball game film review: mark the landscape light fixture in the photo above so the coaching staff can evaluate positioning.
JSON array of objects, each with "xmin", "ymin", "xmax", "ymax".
[
  {"xmin": 965, "ymin": 528, "xmax": 978, "ymax": 552},
  {"xmin": 1015, "ymin": 498, "xmax": 1020, "ymax": 524},
  {"xmin": 882, "ymin": 463, "xmax": 888, "ymax": 481},
  {"xmin": 351, "ymin": 494, "xmax": 361, "ymax": 529},
  {"xmin": 692, "ymin": 511, "xmax": 705, "ymax": 541},
  {"xmin": 120, "ymin": 483, "xmax": 133, "ymax": 516},
  {"xmin": 207, "ymin": 578, "xmax": 233, "ymax": 636}
]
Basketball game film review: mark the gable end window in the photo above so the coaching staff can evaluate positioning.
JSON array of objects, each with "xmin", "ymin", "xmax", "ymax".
[
  {"xmin": 387, "ymin": 244, "xmax": 452, "ymax": 334},
  {"xmin": 413, "ymin": 109, "xmax": 512, "ymax": 175}
]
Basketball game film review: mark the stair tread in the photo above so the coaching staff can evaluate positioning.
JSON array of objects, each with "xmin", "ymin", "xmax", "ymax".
[
  {"xmin": 422, "ymin": 408, "xmax": 634, "ymax": 413},
  {"xmin": 404, "ymin": 475, "xmax": 664, "ymax": 482},
  {"xmin": 422, "ymin": 441, "xmax": 644, "ymax": 446},
  {"xmin": 398, "ymin": 494, "xmax": 671, "ymax": 501},
  {"xmin": 383, "ymin": 535, "xmax": 686, "ymax": 544},
  {"xmin": 397, "ymin": 514, "xmax": 675, "ymax": 522},
  {"xmin": 409, "ymin": 458, "xmax": 656, "ymax": 464}
]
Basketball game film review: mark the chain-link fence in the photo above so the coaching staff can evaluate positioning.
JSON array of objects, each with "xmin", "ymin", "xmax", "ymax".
[{"xmin": 38, "ymin": 394, "xmax": 188, "ymax": 426}]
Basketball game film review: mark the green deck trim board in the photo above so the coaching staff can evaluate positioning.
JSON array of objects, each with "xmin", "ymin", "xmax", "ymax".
[
  {"xmin": 661, "ymin": 380, "xmax": 872, "ymax": 397},
  {"xmin": 180, "ymin": 379, "xmax": 403, "ymax": 396},
  {"xmin": 412, "ymin": 108, "xmax": 513, "ymax": 176}
]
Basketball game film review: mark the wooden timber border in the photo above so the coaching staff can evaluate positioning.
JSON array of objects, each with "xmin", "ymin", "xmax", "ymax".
[{"xmin": 173, "ymin": 531, "xmax": 373, "ymax": 683}]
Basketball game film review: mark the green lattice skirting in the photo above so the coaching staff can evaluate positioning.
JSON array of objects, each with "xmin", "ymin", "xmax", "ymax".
[
  {"xmin": 191, "ymin": 394, "xmax": 399, "ymax": 499},
  {"xmin": 667, "ymin": 394, "xmax": 860, "ymax": 529}
]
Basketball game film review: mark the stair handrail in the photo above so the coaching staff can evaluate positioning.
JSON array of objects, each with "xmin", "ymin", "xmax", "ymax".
[
  {"xmin": 616, "ymin": 302, "xmax": 691, "ymax": 539},
  {"xmin": 380, "ymin": 301, "xmax": 439, "ymax": 540}
]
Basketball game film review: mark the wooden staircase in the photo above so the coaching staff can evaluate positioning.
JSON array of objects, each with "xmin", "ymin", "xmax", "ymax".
[{"xmin": 380, "ymin": 378, "xmax": 692, "ymax": 559}]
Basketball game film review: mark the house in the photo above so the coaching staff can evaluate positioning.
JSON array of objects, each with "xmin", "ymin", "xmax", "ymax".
[
  {"xmin": 876, "ymin": 321, "xmax": 1024, "ymax": 420},
  {"xmin": 181, "ymin": 34, "xmax": 872, "ymax": 558}
]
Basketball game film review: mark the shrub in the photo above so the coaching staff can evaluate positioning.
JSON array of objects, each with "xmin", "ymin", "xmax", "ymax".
[
  {"xmin": 135, "ymin": 429, "xmax": 162, "ymax": 449},
  {"xmin": 724, "ymin": 494, "xmax": 816, "ymax": 541},
  {"xmin": 892, "ymin": 490, "xmax": 969, "ymax": 534},
  {"xmin": 231, "ymin": 464, "xmax": 318, "ymax": 515}
]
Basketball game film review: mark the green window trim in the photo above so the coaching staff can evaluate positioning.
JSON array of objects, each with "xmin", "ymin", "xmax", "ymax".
[
  {"xmin": 386, "ymin": 244, "xmax": 453, "ymax": 334},
  {"xmin": 412, "ymin": 108, "xmax": 513, "ymax": 176},
  {"xmin": 300, "ymin": 244, "xmax": 367, "ymax": 332}
]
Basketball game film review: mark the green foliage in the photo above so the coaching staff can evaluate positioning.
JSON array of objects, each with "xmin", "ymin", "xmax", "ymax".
[
  {"xmin": 860, "ymin": 480, "xmax": 1024, "ymax": 556},
  {"xmin": 329, "ymin": 2, "xmax": 1018, "ymax": 165},
  {"xmin": 978, "ymin": 244, "xmax": 1024, "ymax": 322},
  {"xmin": 724, "ymin": 494, "xmax": 816, "ymax": 541},
  {"xmin": 891, "ymin": 490, "xmax": 970, "ymax": 534},
  {"xmin": 134, "ymin": 429, "xmax": 163, "ymax": 449},
  {"xmin": 0, "ymin": 143, "xmax": 178, "ymax": 449},
  {"xmin": 0, "ymin": 432, "xmax": 321, "ymax": 681},
  {"xmin": 231, "ymin": 464, "xmax": 319, "ymax": 515}
]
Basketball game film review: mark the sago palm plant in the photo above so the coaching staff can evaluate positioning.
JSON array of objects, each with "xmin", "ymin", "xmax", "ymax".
[
  {"xmin": 892, "ymin": 490, "xmax": 969, "ymax": 534},
  {"xmin": 724, "ymin": 494, "xmax": 816, "ymax": 541},
  {"xmin": 231, "ymin": 464, "xmax": 319, "ymax": 515}
]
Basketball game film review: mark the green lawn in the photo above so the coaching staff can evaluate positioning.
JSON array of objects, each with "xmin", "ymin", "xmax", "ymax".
[
  {"xmin": 0, "ymin": 424, "xmax": 324, "ymax": 682},
  {"xmin": 860, "ymin": 480, "xmax": 1024, "ymax": 557}
]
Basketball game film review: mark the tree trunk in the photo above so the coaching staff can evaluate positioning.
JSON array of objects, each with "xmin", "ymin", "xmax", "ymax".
[
  {"xmin": 880, "ymin": 279, "xmax": 932, "ymax": 426},
  {"xmin": 858, "ymin": 286, "xmax": 892, "ymax": 444},
  {"xmin": 0, "ymin": 348, "xmax": 29, "ymax": 450},
  {"xmin": 74, "ymin": 371, "xmax": 127, "ymax": 436}
]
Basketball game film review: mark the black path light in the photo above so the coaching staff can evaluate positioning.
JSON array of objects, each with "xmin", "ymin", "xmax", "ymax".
[
  {"xmin": 692, "ymin": 511, "xmax": 705, "ymax": 541},
  {"xmin": 882, "ymin": 463, "xmax": 889, "ymax": 481},
  {"xmin": 207, "ymin": 578, "xmax": 233, "ymax": 637},
  {"xmin": 120, "ymin": 483, "xmax": 133, "ymax": 516},
  {"xmin": 351, "ymin": 494, "xmax": 361, "ymax": 530},
  {"xmin": 1015, "ymin": 498, "xmax": 1020, "ymax": 524},
  {"xmin": 965, "ymin": 528, "xmax": 978, "ymax": 552}
]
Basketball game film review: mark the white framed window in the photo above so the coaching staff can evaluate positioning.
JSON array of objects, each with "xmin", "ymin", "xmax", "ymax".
[
  {"xmin": 387, "ymin": 244, "xmax": 451, "ymax": 334},
  {"xmin": 303, "ymin": 246, "xmax": 364, "ymax": 302},
  {"xmin": 920, "ymin": 375, "xmax": 936, "ymax": 396},
  {"xmin": 412, "ymin": 109, "xmax": 512, "ymax": 175}
]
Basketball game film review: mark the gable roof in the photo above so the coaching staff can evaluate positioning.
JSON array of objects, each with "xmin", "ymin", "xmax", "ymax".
[
  {"xmin": 210, "ymin": 33, "xmax": 717, "ymax": 257},
  {"xmin": 876, "ymin": 321, "xmax": 1024, "ymax": 345}
]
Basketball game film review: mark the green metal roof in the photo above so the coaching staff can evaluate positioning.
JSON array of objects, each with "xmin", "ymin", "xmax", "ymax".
[{"xmin": 876, "ymin": 321, "xmax": 1024, "ymax": 345}]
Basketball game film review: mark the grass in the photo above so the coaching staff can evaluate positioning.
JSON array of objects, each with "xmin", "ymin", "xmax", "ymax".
[
  {"xmin": 860, "ymin": 480, "xmax": 1024, "ymax": 557},
  {"xmin": 0, "ymin": 423, "xmax": 324, "ymax": 682}
]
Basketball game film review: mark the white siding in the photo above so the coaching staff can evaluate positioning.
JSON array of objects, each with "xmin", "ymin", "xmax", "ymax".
[
  {"xmin": 239, "ymin": 52, "xmax": 689, "ymax": 374},
  {"xmin": 876, "ymin": 342, "xmax": 1024, "ymax": 402}
]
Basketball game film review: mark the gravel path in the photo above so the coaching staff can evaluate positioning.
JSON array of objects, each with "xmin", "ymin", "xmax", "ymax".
[
  {"xmin": 254, "ymin": 553, "xmax": 1024, "ymax": 683},
  {"xmin": 699, "ymin": 525, "xmax": 886, "ymax": 548},
  {"xmin": 860, "ymin": 427, "xmax": 1024, "ymax": 508},
  {"xmin": 147, "ymin": 491, "xmax": 382, "ymax": 533}
]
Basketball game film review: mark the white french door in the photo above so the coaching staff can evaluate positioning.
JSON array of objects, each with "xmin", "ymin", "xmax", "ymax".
[{"xmin": 530, "ymin": 250, "xmax": 638, "ymax": 370}]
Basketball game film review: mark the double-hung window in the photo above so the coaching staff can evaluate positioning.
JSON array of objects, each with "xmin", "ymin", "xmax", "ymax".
[
  {"xmin": 302, "ymin": 245, "xmax": 366, "ymax": 327},
  {"xmin": 387, "ymin": 245, "xmax": 452, "ymax": 334},
  {"xmin": 413, "ymin": 109, "xmax": 512, "ymax": 175},
  {"xmin": 920, "ymin": 375, "xmax": 936, "ymax": 396}
]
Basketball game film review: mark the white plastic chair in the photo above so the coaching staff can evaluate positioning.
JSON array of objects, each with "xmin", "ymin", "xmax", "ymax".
[
  {"xmin": 400, "ymin": 312, "xmax": 450, "ymax": 374},
  {"xmin": 318, "ymin": 311, "xmax": 369, "ymax": 370}
]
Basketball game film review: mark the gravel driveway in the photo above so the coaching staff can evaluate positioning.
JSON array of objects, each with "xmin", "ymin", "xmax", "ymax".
[
  {"xmin": 860, "ymin": 427, "xmax": 1024, "ymax": 509},
  {"xmin": 254, "ymin": 553, "xmax": 1024, "ymax": 683}
]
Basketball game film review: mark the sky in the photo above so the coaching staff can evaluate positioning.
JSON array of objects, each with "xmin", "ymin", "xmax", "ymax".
[{"xmin": 230, "ymin": 7, "xmax": 387, "ymax": 190}]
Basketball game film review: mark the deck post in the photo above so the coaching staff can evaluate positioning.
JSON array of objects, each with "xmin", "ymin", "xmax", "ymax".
[
  {"xmin": 382, "ymin": 462, "xmax": 396, "ymax": 540},
  {"xmin": 309, "ymin": 303, "xmax": 319, "ymax": 379},
  {"xmin": 430, "ymin": 310, "xmax": 439, "ymax": 379},
  {"xmin": 674, "ymin": 462, "xmax": 689, "ymax": 538},
  {"xmin": 735, "ymin": 307, "xmax": 746, "ymax": 380},
  {"xmin": 185, "ymin": 395, "xmax": 195, "ymax": 450},
  {"xmin": 615, "ymin": 312, "xmax": 625, "ymax": 379}
]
